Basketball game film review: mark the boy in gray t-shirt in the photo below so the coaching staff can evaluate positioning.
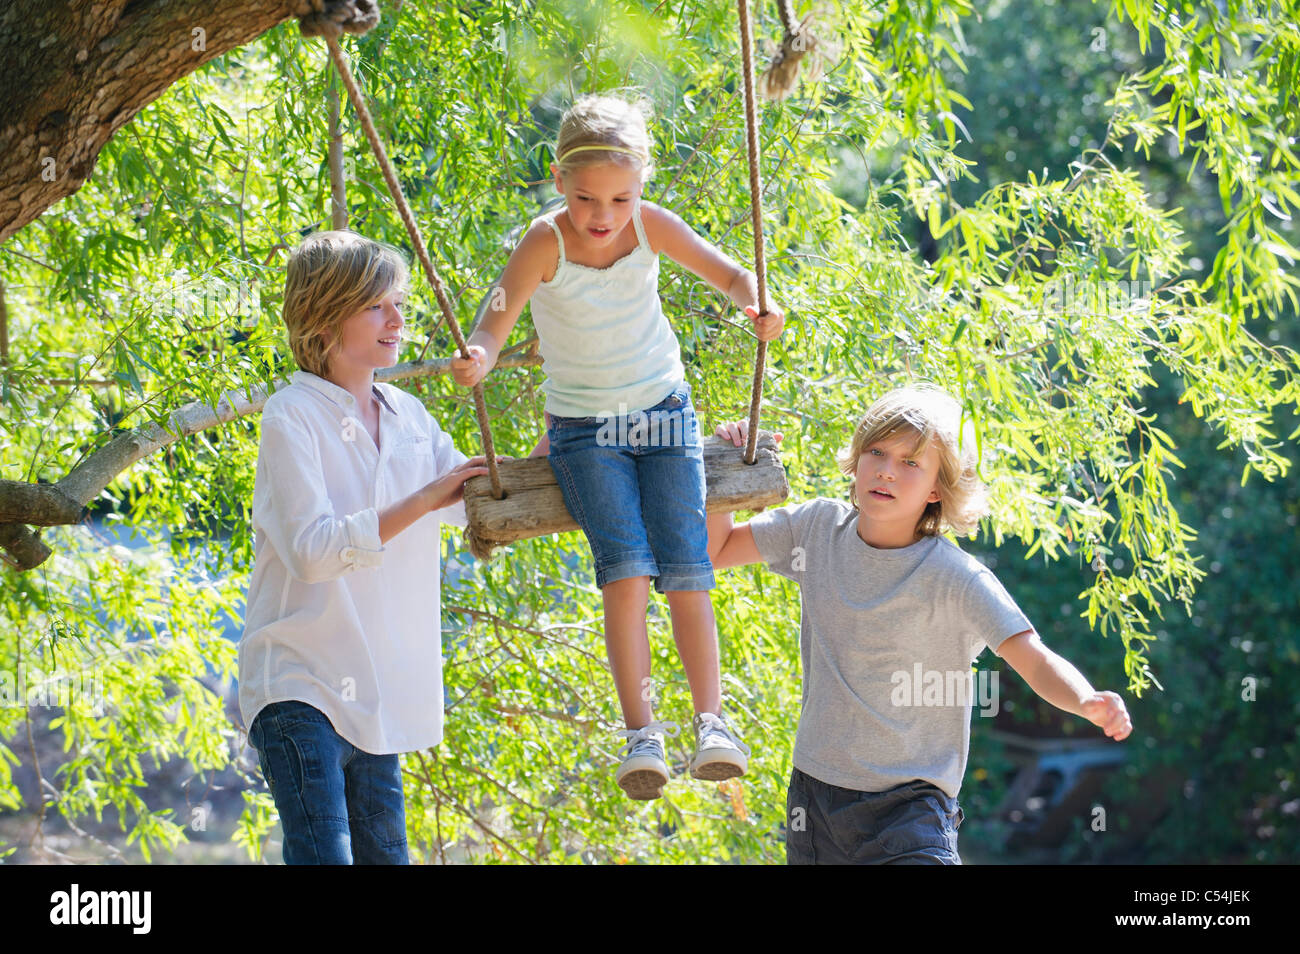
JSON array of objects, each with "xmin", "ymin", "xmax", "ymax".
[{"xmin": 707, "ymin": 385, "xmax": 1132, "ymax": 864}]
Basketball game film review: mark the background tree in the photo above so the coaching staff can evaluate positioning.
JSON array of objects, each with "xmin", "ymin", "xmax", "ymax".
[
  {"xmin": 0, "ymin": 0, "xmax": 1296, "ymax": 862},
  {"xmin": 937, "ymin": 0, "xmax": 1300, "ymax": 864}
]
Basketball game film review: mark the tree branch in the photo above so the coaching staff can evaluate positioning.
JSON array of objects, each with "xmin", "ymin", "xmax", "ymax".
[
  {"xmin": 0, "ymin": 0, "xmax": 317, "ymax": 243},
  {"xmin": 0, "ymin": 345, "xmax": 542, "ymax": 571}
]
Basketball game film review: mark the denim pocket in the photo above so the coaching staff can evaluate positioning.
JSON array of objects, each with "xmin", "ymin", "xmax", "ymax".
[
  {"xmin": 286, "ymin": 734, "xmax": 325, "ymax": 785},
  {"xmin": 257, "ymin": 752, "xmax": 275, "ymax": 786},
  {"xmin": 354, "ymin": 807, "xmax": 408, "ymax": 852},
  {"xmin": 260, "ymin": 702, "xmax": 329, "ymax": 785}
]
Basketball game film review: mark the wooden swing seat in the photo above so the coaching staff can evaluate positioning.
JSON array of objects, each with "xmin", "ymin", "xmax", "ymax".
[{"xmin": 462, "ymin": 430, "xmax": 787, "ymax": 551}]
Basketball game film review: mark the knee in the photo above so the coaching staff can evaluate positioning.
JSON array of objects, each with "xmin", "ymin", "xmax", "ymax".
[
  {"xmin": 602, "ymin": 575, "xmax": 651, "ymax": 601},
  {"xmin": 283, "ymin": 818, "xmax": 352, "ymax": 865},
  {"xmin": 664, "ymin": 589, "xmax": 711, "ymax": 605}
]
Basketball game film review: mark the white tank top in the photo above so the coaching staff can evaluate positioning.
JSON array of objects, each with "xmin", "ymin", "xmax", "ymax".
[{"xmin": 528, "ymin": 199, "xmax": 685, "ymax": 417}]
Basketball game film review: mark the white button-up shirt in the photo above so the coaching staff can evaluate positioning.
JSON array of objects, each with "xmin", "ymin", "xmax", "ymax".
[{"xmin": 239, "ymin": 370, "xmax": 469, "ymax": 754}]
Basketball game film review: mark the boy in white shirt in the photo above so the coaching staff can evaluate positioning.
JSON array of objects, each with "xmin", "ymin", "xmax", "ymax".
[
  {"xmin": 239, "ymin": 231, "xmax": 493, "ymax": 864},
  {"xmin": 707, "ymin": 385, "xmax": 1132, "ymax": 864}
]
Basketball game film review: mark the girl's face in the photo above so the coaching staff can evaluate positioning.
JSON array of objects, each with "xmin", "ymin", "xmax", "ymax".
[
  {"xmin": 552, "ymin": 160, "xmax": 644, "ymax": 247},
  {"xmin": 328, "ymin": 287, "xmax": 405, "ymax": 379}
]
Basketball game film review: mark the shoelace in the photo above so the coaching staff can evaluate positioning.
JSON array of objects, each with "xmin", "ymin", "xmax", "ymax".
[
  {"xmin": 617, "ymin": 720, "xmax": 681, "ymax": 757},
  {"xmin": 696, "ymin": 712, "xmax": 752, "ymax": 755}
]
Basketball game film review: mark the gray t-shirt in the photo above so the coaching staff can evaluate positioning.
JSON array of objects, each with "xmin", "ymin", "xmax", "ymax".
[{"xmin": 749, "ymin": 497, "xmax": 1032, "ymax": 798}]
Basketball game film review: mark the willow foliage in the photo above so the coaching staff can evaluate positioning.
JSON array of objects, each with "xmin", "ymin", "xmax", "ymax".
[{"xmin": 1, "ymin": 0, "xmax": 1296, "ymax": 862}]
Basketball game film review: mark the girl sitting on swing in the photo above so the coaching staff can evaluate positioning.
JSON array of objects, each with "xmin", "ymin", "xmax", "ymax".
[{"xmin": 451, "ymin": 94, "xmax": 785, "ymax": 800}]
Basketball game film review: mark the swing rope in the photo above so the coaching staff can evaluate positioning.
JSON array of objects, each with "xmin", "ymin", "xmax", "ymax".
[
  {"xmin": 304, "ymin": 16, "xmax": 505, "ymax": 499},
  {"xmin": 738, "ymin": 0, "xmax": 769, "ymax": 467},
  {"xmin": 324, "ymin": 36, "xmax": 503, "ymax": 497}
]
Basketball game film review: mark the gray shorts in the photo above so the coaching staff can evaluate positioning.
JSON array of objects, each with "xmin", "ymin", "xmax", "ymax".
[{"xmin": 785, "ymin": 767, "xmax": 964, "ymax": 865}]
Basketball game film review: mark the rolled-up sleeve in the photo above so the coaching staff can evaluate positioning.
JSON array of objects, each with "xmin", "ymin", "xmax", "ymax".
[
  {"xmin": 337, "ymin": 510, "xmax": 385, "ymax": 569},
  {"xmin": 255, "ymin": 412, "xmax": 385, "ymax": 583}
]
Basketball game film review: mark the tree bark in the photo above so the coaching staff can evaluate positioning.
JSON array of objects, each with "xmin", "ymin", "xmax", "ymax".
[{"xmin": 0, "ymin": 0, "xmax": 311, "ymax": 244}]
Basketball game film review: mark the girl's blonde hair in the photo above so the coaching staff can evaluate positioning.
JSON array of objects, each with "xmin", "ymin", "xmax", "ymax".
[
  {"xmin": 282, "ymin": 230, "xmax": 409, "ymax": 378},
  {"xmin": 555, "ymin": 94, "xmax": 655, "ymax": 183},
  {"xmin": 837, "ymin": 385, "xmax": 987, "ymax": 537}
]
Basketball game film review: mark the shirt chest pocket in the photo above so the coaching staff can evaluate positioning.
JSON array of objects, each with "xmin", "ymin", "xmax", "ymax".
[
  {"xmin": 379, "ymin": 435, "xmax": 435, "ymax": 506},
  {"xmin": 388, "ymin": 434, "xmax": 432, "ymax": 461}
]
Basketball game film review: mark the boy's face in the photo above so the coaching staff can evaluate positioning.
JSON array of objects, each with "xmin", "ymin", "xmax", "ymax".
[
  {"xmin": 551, "ymin": 161, "xmax": 643, "ymax": 248},
  {"xmin": 327, "ymin": 288, "xmax": 405, "ymax": 380},
  {"xmin": 855, "ymin": 429, "xmax": 943, "ymax": 526}
]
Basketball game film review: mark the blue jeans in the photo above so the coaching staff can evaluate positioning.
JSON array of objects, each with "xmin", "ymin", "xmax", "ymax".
[
  {"xmin": 248, "ymin": 700, "xmax": 409, "ymax": 865},
  {"xmin": 546, "ymin": 381, "xmax": 715, "ymax": 593},
  {"xmin": 785, "ymin": 768, "xmax": 964, "ymax": 865}
]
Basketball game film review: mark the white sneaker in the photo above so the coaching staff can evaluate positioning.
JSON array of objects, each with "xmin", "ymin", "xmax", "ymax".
[
  {"xmin": 689, "ymin": 712, "xmax": 750, "ymax": 780},
  {"xmin": 615, "ymin": 721, "xmax": 680, "ymax": 800}
]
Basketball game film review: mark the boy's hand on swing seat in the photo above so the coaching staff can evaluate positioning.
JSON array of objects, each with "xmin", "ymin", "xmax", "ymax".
[
  {"xmin": 745, "ymin": 303, "xmax": 785, "ymax": 342},
  {"xmin": 450, "ymin": 344, "xmax": 489, "ymax": 387},
  {"xmin": 714, "ymin": 419, "xmax": 783, "ymax": 448},
  {"xmin": 422, "ymin": 455, "xmax": 505, "ymax": 512}
]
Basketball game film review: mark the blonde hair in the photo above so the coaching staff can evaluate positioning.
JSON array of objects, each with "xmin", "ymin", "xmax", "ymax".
[
  {"xmin": 837, "ymin": 385, "xmax": 987, "ymax": 537},
  {"xmin": 555, "ymin": 94, "xmax": 655, "ymax": 183},
  {"xmin": 282, "ymin": 230, "xmax": 409, "ymax": 378}
]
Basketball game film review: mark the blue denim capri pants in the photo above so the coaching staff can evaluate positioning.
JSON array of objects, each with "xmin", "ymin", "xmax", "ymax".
[{"xmin": 546, "ymin": 381, "xmax": 716, "ymax": 593}]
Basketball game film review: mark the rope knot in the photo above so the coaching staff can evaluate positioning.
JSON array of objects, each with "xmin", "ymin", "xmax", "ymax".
[
  {"xmin": 760, "ymin": 12, "xmax": 821, "ymax": 101},
  {"xmin": 464, "ymin": 526, "xmax": 499, "ymax": 562},
  {"xmin": 297, "ymin": 0, "xmax": 381, "ymax": 40}
]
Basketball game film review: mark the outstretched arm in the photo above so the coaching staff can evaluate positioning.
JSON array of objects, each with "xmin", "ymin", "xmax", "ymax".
[{"xmin": 996, "ymin": 631, "xmax": 1133, "ymax": 741}]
